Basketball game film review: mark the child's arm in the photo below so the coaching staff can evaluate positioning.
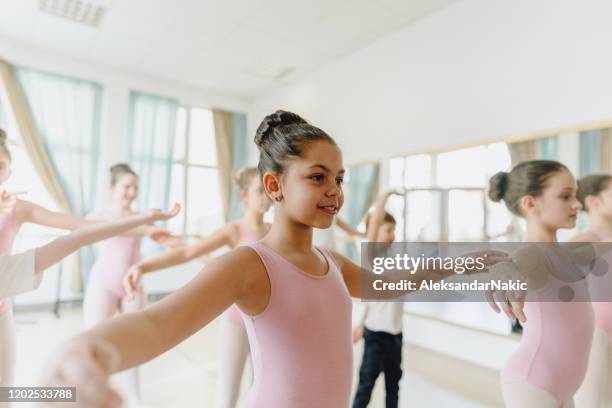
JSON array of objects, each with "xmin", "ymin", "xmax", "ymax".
[
  {"xmin": 18, "ymin": 199, "xmax": 175, "ymax": 240},
  {"xmin": 366, "ymin": 190, "xmax": 401, "ymax": 241},
  {"xmin": 122, "ymin": 224, "xmax": 236, "ymax": 296},
  {"xmin": 34, "ymin": 205, "xmax": 180, "ymax": 274},
  {"xmin": 335, "ymin": 217, "xmax": 365, "ymax": 238},
  {"xmin": 40, "ymin": 246, "xmax": 255, "ymax": 405}
]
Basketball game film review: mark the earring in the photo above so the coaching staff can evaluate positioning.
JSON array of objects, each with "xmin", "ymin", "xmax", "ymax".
[{"xmin": 275, "ymin": 194, "xmax": 283, "ymax": 202}]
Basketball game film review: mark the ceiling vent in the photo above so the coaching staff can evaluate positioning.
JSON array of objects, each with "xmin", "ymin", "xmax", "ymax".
[{"xmin": 39, "ymin": 0, "xmax": 106, "ymax": 27}]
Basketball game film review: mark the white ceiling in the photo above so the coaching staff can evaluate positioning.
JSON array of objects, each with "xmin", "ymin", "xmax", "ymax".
[{"xmin": 0, "ymin": 0, "xmax": 455, "ymax": 100}]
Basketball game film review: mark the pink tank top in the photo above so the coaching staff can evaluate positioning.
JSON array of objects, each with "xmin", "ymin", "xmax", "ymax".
[
  {"xmin": 0, "ymin": 207, "xmax": 18, "ymax": 315},
  {"xmin": 501, "ymin": 246, "xmax": 594, "ymax": 405},
  {"xmin": 224, "ymin": 221, "xmax": 268, "ymax": 324},
  {"xmin": 87, "ymin": 210, "xmax": 141, "ymax": 298},
  {"xmin": 240, "ymin": 242, "xmax": 353, "ymax": 407}
]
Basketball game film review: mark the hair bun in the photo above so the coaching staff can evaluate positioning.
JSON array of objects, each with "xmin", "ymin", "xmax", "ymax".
[
  {"xmin": 488, "ymin": 171, "xmax": 509, "ymax": 202},
  {"xmin": 0, "ymin": 128, "xmax": 6, "ymax": 145},
  {"xmin": 254, "ymin": 110, "xmax": 307, "ymax": 149}
]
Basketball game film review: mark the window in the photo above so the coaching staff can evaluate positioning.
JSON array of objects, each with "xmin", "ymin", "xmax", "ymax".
[
  {"xmin": 390, "ymin": 142, "xmax": 512, "ymax": 241},
  {"xmin": 168, "ymin": 107, "xmax": 224, "ymax": 237}
]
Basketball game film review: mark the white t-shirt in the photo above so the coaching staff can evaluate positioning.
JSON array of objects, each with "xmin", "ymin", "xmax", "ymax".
[
  {"xmin": 0, "ymin": 249, "xmax": 40, "ymax": 298},
  {"xmin": 364, "ymin": 302, "xmax": 404, "ymax": 335}
]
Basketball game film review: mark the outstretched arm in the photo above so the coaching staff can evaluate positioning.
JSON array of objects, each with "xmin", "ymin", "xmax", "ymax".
[
  {"xmin": 35, "ymin": 205, "xmax": 180, "ymax": 274},
  {"xmin": 40, "ymin": 246, "xmax": 253, "ymax": 407},
  {"xmin": 122, "ymin": 224, "xmax": 235, "ymax": 296}
]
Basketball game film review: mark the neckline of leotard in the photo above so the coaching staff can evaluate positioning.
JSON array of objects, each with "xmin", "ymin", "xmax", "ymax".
[{"xmin": 254, "ymin": 241, "xmax": 331, "ymax": 280}]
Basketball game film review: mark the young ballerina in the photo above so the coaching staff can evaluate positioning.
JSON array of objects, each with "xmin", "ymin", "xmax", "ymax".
[
  {"xmin": 571, "ymin": 174, "xmax": 612, "ymax": 408},
  {"xmin": 122, "ymin": 166, "xmax": 271, "ymax": 408},
  {"xmin": 488, "ymin": 160, "xmax": 593, "ymax": 408},
  {"xmin": 82, "ymin": 163, "xmax": 180, "ymax": 407},
  {"xmin": 352, "ymin": 190, "xmax": 404, "ymax": 408},
  {"xmin": 40, "ymin": 110, "xmax": 507, "ymax": 408},
  {"xmin": 0, "ymin": 130, "xmax": 174, "ymax": 390}
]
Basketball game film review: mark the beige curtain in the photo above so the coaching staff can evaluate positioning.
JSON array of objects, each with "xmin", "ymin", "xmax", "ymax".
[
  {"xmin": 0, "ymin": 59, "xmax": 81, "ymax": 291},
  {"xmin": 0, "ymin": 60, "xmax": 70, "ymax": 211},
  {"xmin": 600, "ymin": 128, "xmax": 612, "ymax": 172},
  {"xmin": 212, "ymin": 109, "xmax": 233, "ymax": 221},
  {"xmin": 508, "ymin": 139, "xmax": 538, "ymax": 166}
]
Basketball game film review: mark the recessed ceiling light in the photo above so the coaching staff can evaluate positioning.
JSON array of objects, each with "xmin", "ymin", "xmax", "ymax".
[{"xmin": 39, "ymin": 0, "xmax": 106, "ymax": 27}]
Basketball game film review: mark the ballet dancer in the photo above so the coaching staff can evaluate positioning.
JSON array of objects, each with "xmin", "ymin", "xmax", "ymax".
[
  {"xmin": 571, "ymin": 174, "xmax": 612, "ymax": 408},
  {"xmin": 488, "ymin": 160, "xmax": 592, "ymax": 408}
]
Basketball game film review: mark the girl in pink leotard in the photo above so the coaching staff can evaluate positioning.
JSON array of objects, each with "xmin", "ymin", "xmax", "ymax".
[
  {"xmin": 42, "ymin": 111, "xmax": 508, "ymax": 408},
  {"xmin": 0, "ymin": 131, "xmax": 173, "ymax": 391},
  {"xmin": 489, "ymin": 160, "xmax": 593, "ymax": 408},
  {"xmin": 82, "ymin": 163, "xmax": 179, "ymax": 408},
  {"xmin": 571, "ymin": 174, "xmax": 612, "ymax": 408},
  {"xmin": 123, "ymin": 166, "xmax": 270, "ymax": 408}
]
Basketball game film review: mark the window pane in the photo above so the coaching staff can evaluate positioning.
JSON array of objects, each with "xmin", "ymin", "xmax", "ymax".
[
  {"xmin": 448, "ymin": 190, "xmax": 484, "ymax": 241},
  {"xmin": 187, "ymin": 167, "xmax": 223, "ymax": 236},
  {"xmin": 487, "ymin": 201, "xmax": 522, "ymax": 241},
  {"xmin": 167, "ymin": 164, "xmax": 185, "ymax": 234},
  {"xmin": 404, "ymin": 154, "xmax": 431, "ymax": 188},
  {"xmin": 188, "ymin": 108, "xmax": 217, "ymax": 166},
  {"xmin": 173, "ymin": 107, "xmax": 187, "ymax": 161},
  {"xmin": 389, "ymin": 157, "xmax": 404, "ymax": 189},
  {"xmin": 405, "ymin": 191, "xmax": 441, "ymax": 241},
  {"xmin": 437, "ymin": 146, "xmax": 487, "ymax": 187}
]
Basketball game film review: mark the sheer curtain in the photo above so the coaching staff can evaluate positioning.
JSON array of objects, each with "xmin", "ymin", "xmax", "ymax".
[{"xmin": 14, "ymin": 66, "xmax": 102, "ymax": 290}]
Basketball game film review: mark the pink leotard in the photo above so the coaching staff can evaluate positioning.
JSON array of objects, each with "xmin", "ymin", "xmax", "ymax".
[
  {"xmin": 87, "ymin": 210, "xmax": 141, "ymax": 298},
  {"xmin": 240, "ymin": 242, "xmax": 353, "ymax": 407},
  {"xmin": 0, "ymin": 207, "xmax": 18, "ymax": 315},
  {"xmin": 223, "ymin": 221, "xmax": 267, "ymax": 325},
  {"xmin": 585, "ymin": 232, "xmax": 612, "ymax": 335},
  {"xmin": 501, "ymin": 247, "xmax": 594, "ymax": 405}
]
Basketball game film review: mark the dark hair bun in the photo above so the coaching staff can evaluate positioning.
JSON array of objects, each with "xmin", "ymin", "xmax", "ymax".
[
  {"xmin": 254, "ymin": 110, "xmax": 307, "ymax": 148},
  {"xmin": 488, "ymin": 171, "xmax": 509, "ymax": 202},
  {"xmin": 0, "ymin": 128, "xmax": 6, "ymax": 145}
]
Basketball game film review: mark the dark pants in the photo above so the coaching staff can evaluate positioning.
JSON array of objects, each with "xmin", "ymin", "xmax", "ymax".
[{"xmin": 352, "ymin": 327, "xmax": 403, "ymax": 408}]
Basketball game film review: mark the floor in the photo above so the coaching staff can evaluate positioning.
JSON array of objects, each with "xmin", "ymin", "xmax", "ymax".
[{"xmin": 11, "ymin": 307, "xmax": 502, "ymax": 407}]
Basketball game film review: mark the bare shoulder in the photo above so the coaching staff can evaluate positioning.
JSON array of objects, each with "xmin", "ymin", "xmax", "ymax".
[{"xmin": 569, "ymin": 231, "xmax": 599, "ymax": 242}]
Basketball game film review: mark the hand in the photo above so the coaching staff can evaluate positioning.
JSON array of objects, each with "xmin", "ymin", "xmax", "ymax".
[
  {"xmin": 39, "ymin": 338, "xmax": 123, "ymax": 408},
  {"xmin": 146, "ymin": 226, "xmax": 173, "ymax": 241},
  {"xmin": 352, "ymin": 324, "xmax": 364, "ymax": 344},
  {"xmin": 0, "ymin": 190, "xmax": 26, "ymax": 213},
  {"xmin": 123, "ymin": 266, "xmax": 143, "ymax": 300},
  {"xmin": 485, "ymin": 260, "xmax": 527, "ymax": 323},
  {"xmin": 460, "ymin": 250, "xmax": 512, "ymax": 274},
  {"xmin": 386, "ymin": 188, "xmax": 406, "ymax": 197},
  {"xmin": 147, "ymin": 202, "xmax": 181, "ymax": 222}
]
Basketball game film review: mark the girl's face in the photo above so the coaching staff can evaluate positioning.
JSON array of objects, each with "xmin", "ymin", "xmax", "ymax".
[
  {"xmin": 242, "ymin": 176, "xmax": 270, "ymax": 215},
  {"xmin": 276, "ymin": 140, "xmax": 345, "ymax": 229},
  {"xmin": 0, "ymin": 152, "xmax": 11, "ymax": 185},
  {"xmin": 588, "ymin": 182, "xmax": 612, "ymax": 220},
  {"xmin": 526, "ymin": 170, "xmax": 581, "ymax": 229},
  {"xmin": 376, "ymin": 222, "xmax": 396, "ymax": 243},
  {"xmin": 110, "ymin": 173, "xmax": 139, "ymax": 209}
]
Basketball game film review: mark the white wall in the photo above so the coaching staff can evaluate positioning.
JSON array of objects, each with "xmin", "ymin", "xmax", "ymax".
[{"xmin": 250, "ymin": 0, "xmax": 612, "ymax": 171}]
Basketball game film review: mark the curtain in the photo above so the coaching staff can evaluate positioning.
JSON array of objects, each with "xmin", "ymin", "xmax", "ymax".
[
  {"xmin": 212, "ymin": 109, "xmax": 233, "ymax": 221},
  {"xmin": 127, "ymin": 91, "xmax": 177, "ymax": 257},
  {"xmin": 579, "ymin": 129, "xmax": 601, "ymax": 176},
  {"xmin": 14, "ymin": 65, "xmax": 102, "ymax": 291},
  {"xmin": 228, "ymin": 113, "xmax": 249, "ymax": 221},
  {"xmin": 343, "ymin": 163, "xmax": 380, "ymax": 262},
  {"xmin": 508, "ymin": 140, "xmax": 538, "ymax": 166},
  {"xmin": 127, "ymin": 91, "xmax": 177, "ymax": 212},
  {"xmin": 538, "ymin": 135, "xmax": 558, "ymax": 160}
]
